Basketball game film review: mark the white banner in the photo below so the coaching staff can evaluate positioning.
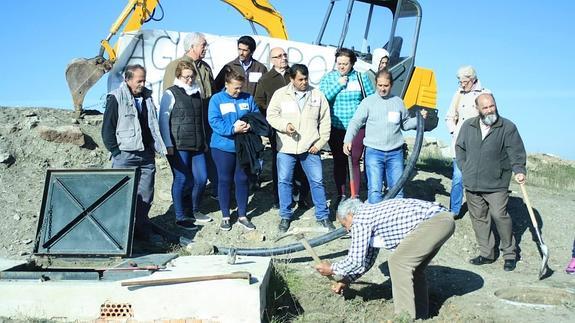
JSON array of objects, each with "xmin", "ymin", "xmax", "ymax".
[{"xmin": 108, "ymin": 29, "xmax": 372, "ymax": 106}]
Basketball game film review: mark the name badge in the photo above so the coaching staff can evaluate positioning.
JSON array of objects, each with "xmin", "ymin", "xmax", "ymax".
[
  {"xmin": 239, "ymin": 103, "xmax": 250, "ymax": 110},
  {"xmin": 249, "ymin": 72, "xmax": 262, "ymax": 83},
  {"xmin": 281, "ymin": 101, "xmax": 298, "ymax": 114},
  {"xmin": 388, "ymin": 111, "xmax": 400, "ymax": 124},
  {"xmin": 309, "ymin": 96, "xmax": 321, "ymax": 108},
  {"xmin": 346, "ymin": 80, "xmax": 361, "ymax": 92},
  {"xmin": 219, "ymin": 103, "xmax": 235, "ymax": 115}
]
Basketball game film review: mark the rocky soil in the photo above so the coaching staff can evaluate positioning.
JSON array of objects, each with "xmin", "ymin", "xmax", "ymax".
[{"xmin": 0, "ymin": 106, "xmax": 574, "ymax": 322}]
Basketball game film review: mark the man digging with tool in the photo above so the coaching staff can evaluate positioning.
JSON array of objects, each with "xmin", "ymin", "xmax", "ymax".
[{"xmin": 314, "ymin": 198, "xmax": 455, "ymax": 320}]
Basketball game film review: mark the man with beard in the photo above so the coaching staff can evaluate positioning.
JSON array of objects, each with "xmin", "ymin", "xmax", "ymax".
[{"xmin": 455, "ymin": 93, "xmax": 526, "ymax": 271}]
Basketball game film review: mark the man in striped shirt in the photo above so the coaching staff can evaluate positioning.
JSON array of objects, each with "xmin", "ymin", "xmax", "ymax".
[{"xmin": 315, "ymin": 198, "xmax": 455, "ymax": 319}]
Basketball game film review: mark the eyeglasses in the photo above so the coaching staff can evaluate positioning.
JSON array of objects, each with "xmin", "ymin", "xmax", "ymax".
[
  {"xmin": 272, "ymin": 53, "xmax": 288, "ymax": 59},
  {"xmin": 180, "ymin": 75, "xmax": 195, "ymax": 80}
]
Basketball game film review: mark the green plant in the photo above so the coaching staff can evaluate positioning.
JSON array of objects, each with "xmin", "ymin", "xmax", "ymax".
[
  {"xmin": 526, "ymin": 155, "xmax": 575, "ymax": 191},
  {"xmin": 265, "ymin": 261, "xmax": 304, "ymax": 322}
]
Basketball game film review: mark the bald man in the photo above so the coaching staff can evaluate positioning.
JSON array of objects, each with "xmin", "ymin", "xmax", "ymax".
[{"xmin": 456, "ymin": 93, "xmax": 526, "ymax": 272}]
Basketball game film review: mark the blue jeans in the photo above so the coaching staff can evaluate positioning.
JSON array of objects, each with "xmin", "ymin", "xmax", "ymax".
[
  {"xmin": 167, "ymin": 149, "xmax": 207, "ymax": 221},
  {"xmin": 277, "ymin": 152, "xmax": 329, "ymax": 221},
  {"xmin": 450, "ymin": 159, "xmax": 463, "ymax": 214},
  {"xmin": 211, "ymin": 148, "xmax": 249, "ymax": 219},
  {"xmin": 205, "ymin": 133, "xmax": 218, "ymax": 197},
  {"xmin": 365, "ymin": 146, "xmax": 404, "ymax": 203}
]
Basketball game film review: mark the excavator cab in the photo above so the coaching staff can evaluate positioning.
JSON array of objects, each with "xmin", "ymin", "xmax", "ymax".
[{"xmin": 316, "ymin": 0, "xmax": 437, "ymax": 130}]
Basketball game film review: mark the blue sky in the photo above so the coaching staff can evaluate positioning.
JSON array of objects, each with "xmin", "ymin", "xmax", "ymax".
[{"xmin": 1, "ymin": 1, "xmax": 573, "ymax": 160}]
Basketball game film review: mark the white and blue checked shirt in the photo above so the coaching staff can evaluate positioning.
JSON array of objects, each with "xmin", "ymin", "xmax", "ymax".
[{"xmin": 332, "ymin": 198, "xmax": 448, "ymax": 282}]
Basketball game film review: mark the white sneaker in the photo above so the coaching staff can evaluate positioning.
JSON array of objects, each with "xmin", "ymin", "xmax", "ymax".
[{"xmin": 193, "ymin": 212, "xmax": 213, "ymax": 224}]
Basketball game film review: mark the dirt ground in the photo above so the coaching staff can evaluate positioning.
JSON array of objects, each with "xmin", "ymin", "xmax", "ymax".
[{"xmin": 0, "ymin": 107, "xmax": 574, "ymax": 322}]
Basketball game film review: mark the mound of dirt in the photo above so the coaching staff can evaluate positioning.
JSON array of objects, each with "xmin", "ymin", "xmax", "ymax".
[{"xmin": 0, "ymin": 106, "xmax": 573, "ymax": 322}]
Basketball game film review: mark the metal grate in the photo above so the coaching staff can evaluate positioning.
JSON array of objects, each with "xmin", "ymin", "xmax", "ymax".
[{"xmin": 99, "ymin": 302, "xmax": 133, "ymax": 318}]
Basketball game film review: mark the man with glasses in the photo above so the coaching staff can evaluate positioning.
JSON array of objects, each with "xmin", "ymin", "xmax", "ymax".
[
  {"xmin": 255, "ymin": 48, "xmax": 310, "ymax": 209},
  {"xmin": 214, "ymin": 35, "xmax": 268, "ymax": 96},
  {"xmin": 445, "ymin": 66, "xmax": 490, "ymax": 218}
]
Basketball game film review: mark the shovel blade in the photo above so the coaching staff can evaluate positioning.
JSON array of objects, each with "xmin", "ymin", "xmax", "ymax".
[
  {"xmin": 65, "ymin": 56, "xmax": 113, "ymax": 111},
  {"xmin": 538, "ymin": 243, "xmax": 550, "ymax": 280}
]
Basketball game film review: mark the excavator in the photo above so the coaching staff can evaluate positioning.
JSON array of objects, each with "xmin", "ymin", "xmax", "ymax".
[
  {"xmin": 65, "ymin": 0, "xmax": 437, "ymax": 129},
  {"xmin": 65, "ymin": 0, "xmax": 438, "ymax": 255}
]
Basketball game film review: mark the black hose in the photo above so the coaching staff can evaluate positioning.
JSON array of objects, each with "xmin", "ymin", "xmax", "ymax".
[
  {"xmin": 214, "ymin": 112, "xmax": 425, "ymax": 256},
  {"xmin": 217, "ymin": 227, "xmax": 347, "ymax": 257},
  {"xmin": 383, "ymin": 112, "xmax": 424, "ymax": 200}
]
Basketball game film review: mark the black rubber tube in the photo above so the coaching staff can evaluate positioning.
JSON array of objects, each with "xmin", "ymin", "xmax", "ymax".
[
  {"xmin": 383, "ymin": 112, "xmax": 424, "ymax": 200},
  {"xmin": 214, "ymin": 113, "xmax": 425, "ymax": 256}
]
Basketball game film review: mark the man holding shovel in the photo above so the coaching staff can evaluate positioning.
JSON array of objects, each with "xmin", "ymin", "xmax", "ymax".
[
  {"xmin": 314, "ymin": 198, "xmax": 455, "ymax": 319},
  {"xmin": 455, "ymin": 93, "xmax": 526, "ymax": 272}
]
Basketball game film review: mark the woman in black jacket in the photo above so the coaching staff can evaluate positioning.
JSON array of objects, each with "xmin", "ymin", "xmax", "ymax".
[{"xmin": 159, "ymin": 60, "xmax": 212, "ymax": 230}]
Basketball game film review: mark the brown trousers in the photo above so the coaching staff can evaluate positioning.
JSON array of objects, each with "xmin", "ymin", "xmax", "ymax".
[
  {"xmin": 388, "ymin": 211, "xmax": 455, "ymax": 319},
  {"xmin": 465, "ymin": 190, "xmax": 516, "ymax": 260}
]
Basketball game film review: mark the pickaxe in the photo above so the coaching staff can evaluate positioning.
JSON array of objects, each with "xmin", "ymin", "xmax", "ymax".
[{"xmin": 277, "ymin": 232, "xmax": 335, "ymax": 282}]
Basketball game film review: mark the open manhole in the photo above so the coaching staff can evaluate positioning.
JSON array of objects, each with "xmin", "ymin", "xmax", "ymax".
[{"xmin": 495, "ymin": 287, "xmax": 575, "ymax": 307}]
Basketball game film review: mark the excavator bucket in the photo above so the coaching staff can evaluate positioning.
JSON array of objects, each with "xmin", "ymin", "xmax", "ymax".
[{"xmin": 65, "ymin": 56, "xmax": 113, "ymax": 114}]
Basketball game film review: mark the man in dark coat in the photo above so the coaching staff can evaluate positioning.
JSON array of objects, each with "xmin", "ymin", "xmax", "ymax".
[
  {"xmin": 214, "ymin": 35, "xmax": 267, "ymax": 96},
  {"xmin": 456, "ymin": 93, "xmax": 526, "ymax": 271}
]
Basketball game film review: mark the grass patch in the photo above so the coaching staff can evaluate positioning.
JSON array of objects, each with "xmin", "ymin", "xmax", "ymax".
[
  {"xmin": 527, "ymin": 155, "xmax": 575, "ymax": 191},
  {"xmin": 417, "ymin": 148, "xmax": 451, "ymax": 169},
  {"xmin": 264, "ymin": 261, "xmax": 304, "ymax": 322}
]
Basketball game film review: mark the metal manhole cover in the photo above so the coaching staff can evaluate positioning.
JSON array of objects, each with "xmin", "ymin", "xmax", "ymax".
[{"xmin": 34, "ymin": 169, "xmax": 138, "ymax": 257}]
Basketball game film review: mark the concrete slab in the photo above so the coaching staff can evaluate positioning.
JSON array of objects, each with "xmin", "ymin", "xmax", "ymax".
[{"xmin": 0, "ymin": 255, "xmax": 272, "ymax": 322}]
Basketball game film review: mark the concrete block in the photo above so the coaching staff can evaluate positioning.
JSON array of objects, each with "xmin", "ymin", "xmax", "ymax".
[{"xmin": 0, "ymin": 255, "xmax": 271, "ymax": 322}]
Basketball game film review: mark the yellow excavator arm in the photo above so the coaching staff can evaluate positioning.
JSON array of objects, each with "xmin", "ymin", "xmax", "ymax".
[
  {"xmin": 104, "ymin": 0, "xmax": 287, "ymax": 63},
  {"xmin": 66, "ymin": 0, "xmax": 288, "ymax": 114},
  {"xmin": 223, "ymin": 0, "xmax": 288, "ymax": 39}
]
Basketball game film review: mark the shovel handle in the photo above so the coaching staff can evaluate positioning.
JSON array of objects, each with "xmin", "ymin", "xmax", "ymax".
[
  {"xmin": 520, "ymin": 183, "xmax": 550, "ymax": 279},
  {"xmin": 121, "ymin": 271, "xmax": 251, "ymax": 287},
  {"xmin": 520, "ymin": 183, "xmax": 545, "ymax": 244},
  {"xmin": 520, "ymin": 184, "xmax": 539, "ymax": 230}
]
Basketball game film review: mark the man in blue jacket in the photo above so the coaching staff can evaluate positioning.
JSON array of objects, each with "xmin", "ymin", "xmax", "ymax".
[{"xmin": 456, "ymin": 93, "xmax": 526, "ymax": 271}]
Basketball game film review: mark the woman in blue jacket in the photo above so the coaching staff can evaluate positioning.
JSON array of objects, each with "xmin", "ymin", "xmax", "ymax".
[{"xmin": 208, "ymin": 66, "xmax": 259, "ymax": 231}]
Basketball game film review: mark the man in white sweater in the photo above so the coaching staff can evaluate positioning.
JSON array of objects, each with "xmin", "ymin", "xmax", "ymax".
[{"xmin": 344, "ymin": 70, "xmax": 426, "ymax": 203}]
